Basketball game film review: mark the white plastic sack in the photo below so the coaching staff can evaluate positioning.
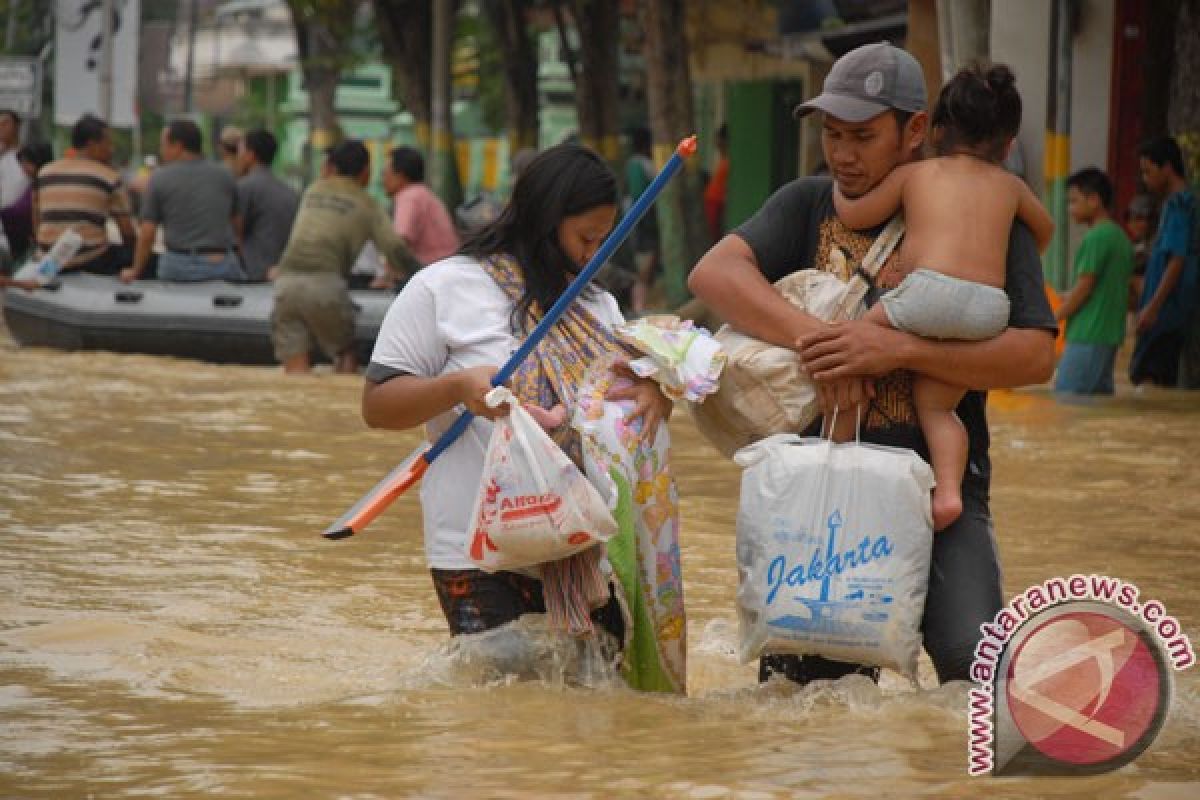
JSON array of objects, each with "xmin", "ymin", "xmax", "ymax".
[
  {"xmin": 734, "ymin": 432, "xmax": 935, "ymax": 679},
  {"xmin": 691, "ymin": 269, "xmax": 856, "ymax": 459},
  {"xmin": 466, "ymin": 387, "xmax": 618, "ymax": 572}
]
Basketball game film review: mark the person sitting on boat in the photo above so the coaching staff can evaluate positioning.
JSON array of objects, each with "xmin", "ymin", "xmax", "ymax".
[
  {"xmin": 120, "ymin": 119, "xmax": 242, "ymax": 284},
  {"xmin": 270, "ymin": 140, "xmax": 418, "ymax": 374},
  {"xmin": 382, "ymin": 146, "xmax": 460, "ymax": 270},
  {"xmin": 233, "ymin": 129, "xmax": 298, "ymax": 283},
  {"xmin": 33, "ymin": 116, "xmax": 136, "ymax": 276}
]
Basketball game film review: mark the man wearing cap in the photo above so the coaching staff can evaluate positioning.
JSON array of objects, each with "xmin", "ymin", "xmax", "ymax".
[{"xmin": 689, "ymin": 42, "xmax": 1057, "ymax": 685}]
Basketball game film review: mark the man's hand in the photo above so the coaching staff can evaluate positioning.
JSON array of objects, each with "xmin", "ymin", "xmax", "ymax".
[
  {"xmin": 814, "ymin": 376, "xmax": 876, "ymax": 415},
  {"xmin": 118, "ymin": 267, "xmax": 139, "ymax": 284},
  {"xmin": 796, "ymin": 319, "xmax": 905, "ymax": 381},
  {"xmin": 1136, "ymin": 305, "xmax": 1159, "ymax": 335}
]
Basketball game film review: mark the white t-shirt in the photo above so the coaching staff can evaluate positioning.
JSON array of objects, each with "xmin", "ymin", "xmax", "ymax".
[
  {"xmin": 369, "ymin": 255, "xmax": 624, "ymax": 569},
  {"xmin": 0, "ymin": 150, "xmax": 30, "ymax": 209}
]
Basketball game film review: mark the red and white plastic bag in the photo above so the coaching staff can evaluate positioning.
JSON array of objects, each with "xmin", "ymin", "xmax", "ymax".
[{"xmin": 467, "ymin": 387, "xmax": 618, "ymax": 572}]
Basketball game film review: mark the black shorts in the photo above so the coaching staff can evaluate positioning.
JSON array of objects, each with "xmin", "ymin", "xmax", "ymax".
[
  {"xmin": 760, "ymin": 485, "xmax": 1003, "ymax": 685},
  {"xmin": 430, "ymin": 568, "xmax": 625, "ymax": 643}
]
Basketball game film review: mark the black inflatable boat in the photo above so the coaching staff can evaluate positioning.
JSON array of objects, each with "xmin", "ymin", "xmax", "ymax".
[{"xmin": 2, "ymin": 273, "xmax": 395, "ymax": 365}]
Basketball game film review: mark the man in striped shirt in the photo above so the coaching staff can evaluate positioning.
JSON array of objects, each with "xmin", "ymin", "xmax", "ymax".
[{"xmin": 33, "ymin": 115, "xmax": 136, "ymax": 275}]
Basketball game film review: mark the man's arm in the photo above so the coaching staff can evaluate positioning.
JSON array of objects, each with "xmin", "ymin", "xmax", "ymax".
[
  {"xmin": 1056, "ymin": 273, "xmax": 1096, "ymax": 321},
  {"xmin": 1137, "ymin": 254, "xmax": 1185, "ymax": 333},
  {"xmin": 687, "ymin": 233, "xmax": 825, "ymax": 347},
  {"xmin": 115, "ymin": 215, "xmax": 136, "ymax": 246},
  {"xmin": 832, "ymin": 163, "xmax": 914, "ymax": 231},
  {"xmin": 799, "ymin": 322, "xmax": 1055, "ymax": 389},
  {"xmin": 370, "ymin": 207, "xmax": 420, "ymax": 277},
  {"xmin": 110, "ymin": 184, "xmax": 136, "ymax": 246},
  {"xmin": 799, "ymin": 220, "xmax": 1057, "ymax": 390},
  {"xmin": 119, "ymin": 221, "xmax": 158, "ymax": 283}
]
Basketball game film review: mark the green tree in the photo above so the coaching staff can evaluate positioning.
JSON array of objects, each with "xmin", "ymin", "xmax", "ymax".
[
  {"xmin": 482, "ymin": 0, "xmax": 539, "ymax": 151},
  {"xmin": 283, "ymin": 0, "xmax": 360, "ymax": 153},
  {"xmin": 375, "ymin": 0, "xmax": 433, "ymax": 146},
  {"xmin": 560, "ymin": 0, "xmax": 620, "ymax": 164}
]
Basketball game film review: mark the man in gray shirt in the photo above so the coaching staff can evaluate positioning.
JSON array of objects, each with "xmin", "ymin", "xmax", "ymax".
[
  {"xmin": 120, "ymin": 119, "xmax": 242, "ymax": 283},
  {"xmin": 234, "ymin": 129, "xmax": 298, "ymax": 281}
]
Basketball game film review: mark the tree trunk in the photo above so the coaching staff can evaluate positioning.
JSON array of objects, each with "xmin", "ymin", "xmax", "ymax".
[
  {"xmin": 482, "ymin": 0, "xmax": 539, "ymax": 151},
  {"xmin": 375, "ymin": 0, "xmax": 434, "ymax": 148},
  {"xmin": 570, "ymin": 0, "xmax": 620, "ymax": 164},
  {"xmin": 431, "ymin": 0, "xmax": 464, "ymax": 209},
  {"xmin": 641, "ymin": 0, "xmax": 705, "ymax": 307},
  {"xmin": 285, "ymin": 3, "xmax": 346, "ymax": 159}
]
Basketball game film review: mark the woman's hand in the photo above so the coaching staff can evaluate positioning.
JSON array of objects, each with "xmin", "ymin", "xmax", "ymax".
[
  {"xmin": 453, "ymin": 366, "xmax": 510, "ymax": 420},
  {"xmin": 605, "ymin": 362, "xmax": 673, "ymax": 441}
]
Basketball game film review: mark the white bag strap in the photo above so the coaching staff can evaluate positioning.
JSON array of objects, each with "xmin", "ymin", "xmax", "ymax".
[
  {"xmin": 831, "ymin": 214, "xmax": 905, "ymax": 322},
  {"xmin": 818, "ymin": 404, "xmax": 862, "ymax": 444}
]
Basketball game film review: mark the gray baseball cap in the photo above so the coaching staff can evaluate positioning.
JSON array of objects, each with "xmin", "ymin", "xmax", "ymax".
[{"xmin": 794, "ymin": 42, "xmax": 927, "ymax": 122}]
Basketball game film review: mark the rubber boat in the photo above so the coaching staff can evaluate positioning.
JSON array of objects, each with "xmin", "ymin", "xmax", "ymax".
[{"xmin": 2, "ymin": 273, "xmax": 396, "ymax": 365}]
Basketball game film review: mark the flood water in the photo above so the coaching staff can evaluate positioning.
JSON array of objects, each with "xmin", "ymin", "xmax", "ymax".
[{"xmin": 2, "ymin": 325, "xmax": 1198, "ymax": 799}]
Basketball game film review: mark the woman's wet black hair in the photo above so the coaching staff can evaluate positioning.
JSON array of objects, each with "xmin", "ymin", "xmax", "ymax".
[
  {"xmin": 930, "ymin": 63, "xmax": 1022, "ymax": 163},
  {"xmin": 460, "ymin": 143, "xmax": 618, "ymax": 332}
]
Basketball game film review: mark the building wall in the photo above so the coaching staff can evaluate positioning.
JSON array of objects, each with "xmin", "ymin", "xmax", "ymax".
[{"xmin": 992, "ymin": 0, "xmax": 1115, "ymax": 258}]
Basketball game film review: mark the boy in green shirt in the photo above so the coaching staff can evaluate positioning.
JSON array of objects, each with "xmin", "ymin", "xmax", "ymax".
[{"xmin": 1054, "ymin": 168, "xmax": 1135, "ymax": 394}]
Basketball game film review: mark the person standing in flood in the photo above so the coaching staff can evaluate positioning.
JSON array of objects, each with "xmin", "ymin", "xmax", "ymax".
[
  {"xmin": 1054, "ymin": 168, "xmax": 1134, "ymax": 395},
  {"xmin": 689, "ymin": 43, "xmax": 1056, "ymax": 687},
  {"xmin": 270, "ymin": 139, "xmax": 416, "ymax": 374},
  {"xmin": 1131, "ymin": 136, "xmax": 1198, "ymax": 388},
  {"xmin": 361, "ymin": 144, "xmax": 686, "ymax": 692}
]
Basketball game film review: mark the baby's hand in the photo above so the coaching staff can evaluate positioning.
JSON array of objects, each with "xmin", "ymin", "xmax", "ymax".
[{"xmin": 524, "ymin": 403, "xmax": 567, "ymax": 431}]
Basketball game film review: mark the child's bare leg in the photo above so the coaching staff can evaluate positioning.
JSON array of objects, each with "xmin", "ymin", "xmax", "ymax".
[{"xmin": 914, "ymin": 375, "xmax": 968, "ymax": 531}]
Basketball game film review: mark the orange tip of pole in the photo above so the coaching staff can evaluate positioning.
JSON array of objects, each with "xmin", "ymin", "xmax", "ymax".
[{"xmin": 676, "ymin": 135, "xmax": 698, "ymax": 158}]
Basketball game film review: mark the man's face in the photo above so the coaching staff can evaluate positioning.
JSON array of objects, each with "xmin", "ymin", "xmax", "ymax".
[
  {"xmin": 1067, "ymin": 186, "xmax": 1097, "ymax": 225},
  {"xmin": 1139, "ymin": 157, "xmax": 1168, "ymax": 196},
  {"xmin": 91, "ymin": 128, "xmax": 115, "ymax": 164},
  {"xmin": 821, "ymin": 111, "xmax": 923, "ymax": 198},
  {"xmin": 1126, "ymin": 215, "xmax": 1149, "ymax": 242},
  {"xmin": 158, "ymin": 130, "xmax": 179, "ymax": 162},
  {"xmin": 235, "ymin": 141, "xmax": 255, "ymax": 176},
  {"xmin": 381, "ymin": 161, "xmax": 399, "ymax": 195},
  {"xmin": 0, "ymin": 114, "xmax": 17, "ymax": 147}
]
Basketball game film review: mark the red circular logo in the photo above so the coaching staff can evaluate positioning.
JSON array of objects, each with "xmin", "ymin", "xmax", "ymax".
[{"xmin": 1006, "ymin": 610, "xmax": 1164, "ymax": 766}]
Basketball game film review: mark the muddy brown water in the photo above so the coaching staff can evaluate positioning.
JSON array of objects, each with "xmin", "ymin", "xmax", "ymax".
[{"xmin": 2, "ymin": 328, "xmax": 1198, "ymax": 798}]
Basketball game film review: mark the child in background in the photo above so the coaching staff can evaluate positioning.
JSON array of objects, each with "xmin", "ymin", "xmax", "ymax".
[
  {"xmin": 1054, "ymin": 168, "xmax": 1135, "ymax": 395},
  {"xmin": 834, "ymin": 63, "xmax": 1053, "ymax": 530},
  {"xmin": 1124, "ymin": 194, "xmax": 1156, "ymax": 311}
]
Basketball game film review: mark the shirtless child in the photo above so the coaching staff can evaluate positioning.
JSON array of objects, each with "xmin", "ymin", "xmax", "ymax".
[{"xmin": 833, "ymin": 63, "xmax": 1053, "ymax": 530}]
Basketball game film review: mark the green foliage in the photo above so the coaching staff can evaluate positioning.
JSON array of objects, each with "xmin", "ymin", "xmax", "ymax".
[
  {"xmin": 457, "ymin": 9, "xmax": 506, "ymax": 132},
  {"xmin": 0, "ymin": 0, "xmax": 54, "ymax": 55}
]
